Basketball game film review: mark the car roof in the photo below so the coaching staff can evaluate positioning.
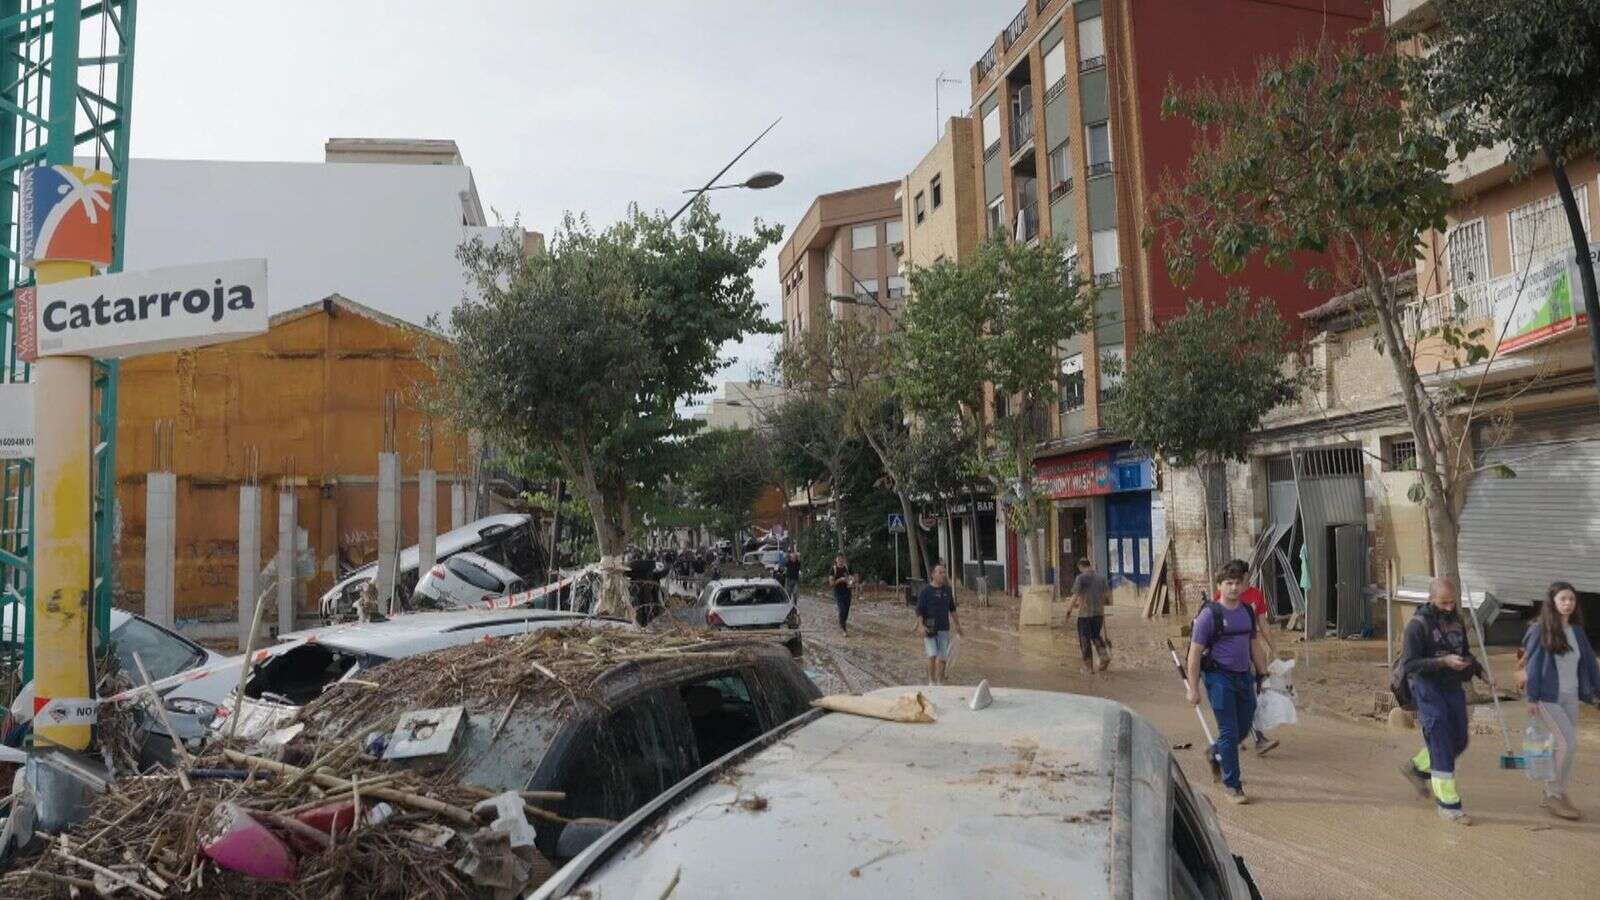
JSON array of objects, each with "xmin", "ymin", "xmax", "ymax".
[
  {"xmin": 544, "ymin": 686, "xmax": 1177, "ymax": 899},
  {"xmin": 280, "ymin": 608, "xmax": 621, "ymax": 657},
  {"xmin": 705, "ymin": 577, "xmax": 785, "ymax": 590}
]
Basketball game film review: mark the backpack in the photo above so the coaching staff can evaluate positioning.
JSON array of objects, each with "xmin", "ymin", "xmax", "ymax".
[
  {"xmin": 1389, "ymin": 655, "xmax": 1415, "ymax": 711},
  {"xmin": 1197, "ymin": 601, "xmax": 1256, "ymax": 673}
]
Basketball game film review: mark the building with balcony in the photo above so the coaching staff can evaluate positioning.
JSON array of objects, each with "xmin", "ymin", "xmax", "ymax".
[
  {"xmin": 1387, "ymin": 2, "xmax": 1600, "ymax": 617},
  {"xmin": 961, "ymin": 0, "xmax": 1380, "ymax": 595},
  {"xmin": 778, "ymin": 182, "xmax": 903, "ymax": 342}
]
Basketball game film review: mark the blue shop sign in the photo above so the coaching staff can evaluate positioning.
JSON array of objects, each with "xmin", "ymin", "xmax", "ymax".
[{"xmin": 1110, "ymin": 452, "xmax": 1153, "ymax": 493}]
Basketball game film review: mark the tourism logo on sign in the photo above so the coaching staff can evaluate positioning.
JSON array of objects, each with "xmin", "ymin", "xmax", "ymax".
[{"xmin": 20, "ymin": 164, "xmax": 114, "ymax": 268}]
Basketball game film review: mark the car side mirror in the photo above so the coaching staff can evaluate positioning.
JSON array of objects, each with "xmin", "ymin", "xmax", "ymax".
[{"xmin": 556, "ymin": 817, "xmax": 616, "ymax": 859}]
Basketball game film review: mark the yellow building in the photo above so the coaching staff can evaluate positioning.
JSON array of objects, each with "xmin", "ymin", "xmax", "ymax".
[{"xmin": 115, "ymin": 295, "xmax": 469, "ymax": 623}]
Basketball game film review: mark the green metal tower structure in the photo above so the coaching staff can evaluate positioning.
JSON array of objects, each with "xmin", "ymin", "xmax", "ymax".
[{"xmin": 0, "ymin": 0, "xmax": 137, "ymax": 680}]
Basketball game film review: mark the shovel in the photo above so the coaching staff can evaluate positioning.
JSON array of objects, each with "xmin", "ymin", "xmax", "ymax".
[
  {"xmin": 1165, "ymin": 639, "xmax": 1221, "ymax": 782},
  {"xmin": 1464, "ymin": 597, "xmax": 1524, "ymax": 770}
]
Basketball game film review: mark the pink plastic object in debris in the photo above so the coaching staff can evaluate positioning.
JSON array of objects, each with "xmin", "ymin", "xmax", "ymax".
[
  {"xmin": 296, "ymin": 801, "xmax": 356, "ymax": 836},
  {"xmin": 200, "ymin": 802, "xmax": 296, "ymax": 882}
]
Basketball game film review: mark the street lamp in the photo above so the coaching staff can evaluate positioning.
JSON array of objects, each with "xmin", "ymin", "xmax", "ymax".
[
  {"xmin": 670, "ymin": 117, "xmax": 783, "ymax": 224},
  {"xmin": 684, "ymin": 170, "xmax": 784, "ymax": 193}
]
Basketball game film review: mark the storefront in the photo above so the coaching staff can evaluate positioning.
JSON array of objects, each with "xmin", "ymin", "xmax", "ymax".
[
  {"xmin": 942, "ymin": 497, "xmax": 1006, "ymax": 592},
  {"xmin": 1036, "ymin": 445, "xmax": 1155, "ymax": 589}
]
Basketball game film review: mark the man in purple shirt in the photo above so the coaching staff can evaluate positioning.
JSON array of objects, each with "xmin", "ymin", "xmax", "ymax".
[{"xmin": 1185, "ymin": 560, "xmax": 1269, "ymax": 804}]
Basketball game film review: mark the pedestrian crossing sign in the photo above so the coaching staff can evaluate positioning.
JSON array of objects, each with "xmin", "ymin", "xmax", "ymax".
[{"xmin": 887, "ymin": 513, "xmax": 906, "ymax": 533}]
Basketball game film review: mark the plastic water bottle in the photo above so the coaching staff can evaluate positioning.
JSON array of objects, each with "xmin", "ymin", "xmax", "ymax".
[{"xmin": 1524, "ymin": 720, "xmax": 1556, "ymax": 782}]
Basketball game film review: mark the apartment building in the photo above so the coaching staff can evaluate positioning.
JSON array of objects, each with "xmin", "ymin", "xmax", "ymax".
[
  {"xmin": 778, "ymin": 182, "xmax": 902, "ymax": 341},
  {"xmin": 959, "ymin": 0, "xmax": 1378, "ymax": 595},
  {"xmin": 899, "ymin": 117, "xmax": 983, "ymax": 274},
  {"xmin": 1388, "ymin": 1, "xmax": 1600, "ymax": 614}
]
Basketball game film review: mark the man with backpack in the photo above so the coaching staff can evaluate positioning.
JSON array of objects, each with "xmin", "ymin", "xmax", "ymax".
[
  {"xmin": 1185, "ymin": 559, "xmax": 1270, "ymax": 804},
  {"xmin": 1395, "ymin": 577, "xmax": 1485, "ymax": 825}
]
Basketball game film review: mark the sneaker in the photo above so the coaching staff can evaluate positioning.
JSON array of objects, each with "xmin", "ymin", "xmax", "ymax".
[
  {"xmin": 1543, "ymin": 795, "xmax": 1582, "ymax": 821},
  {"xmin": 1437, "ymin": 807, "xmax": 1472, "ymax": 826},
  {"xmin": 1097, "ymin": 654, "xmax": 1111, "ymax": 672},
  {"xmin": 1398, "ymin": 762, "xmax": 1431, "ymax": 801},
  {"xmin": 1223, "ymin": 787, "xmax": 1250, "ymax": 805},
  {"xmin": 1254, "ymin": 737, "xmax": 1280, "ymax": 757},
  {"xmin": 1207, "ymin": 752, "xmax": 1222, "ymax": 784}
]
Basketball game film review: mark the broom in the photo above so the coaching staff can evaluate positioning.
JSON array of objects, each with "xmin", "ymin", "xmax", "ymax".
[
  {"xmin": 1464, "ymin": 597, "xmax": 1524, "ymax": 770},
  {"xmin": 1165, "ymin": 639, "xmax": 1222, "ymax": 782}
]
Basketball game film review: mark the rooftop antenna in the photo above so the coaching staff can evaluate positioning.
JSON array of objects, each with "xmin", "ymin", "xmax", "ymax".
[{"xmin": 935, "ymin": 72, "xmax": 965, "ymax": 139}]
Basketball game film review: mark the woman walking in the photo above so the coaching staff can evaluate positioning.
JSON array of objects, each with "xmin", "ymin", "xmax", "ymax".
[
  {"xmin": 1523, "ymin": 581, "xmax": 1600, "ymax": 820},
  {"xmin": 828, "ymin": 554, "xmax": 855, "ymax": 636}
]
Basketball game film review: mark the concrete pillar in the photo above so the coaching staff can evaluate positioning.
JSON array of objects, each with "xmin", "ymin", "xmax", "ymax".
[
  {"xmin": 277, "ymin": 487, "xmax": 297, "ymax": 636},
  {"xmin": 418, "ymin": 469, "xmax": 438, "ymax": 572},
  {"xmin": 142, "ymin": 472, "xmax": 177, "ymax": 628},
  {"xmin": 377, "ymin": 452, "xmax": 400, "ymax": 612},
  {"xmin": 450, "ymin": 481, "xmax": 466, "ymax": 530},
  {"xmin": 237, "ymin": 485, "xmax": 261, "ymax": 645}
]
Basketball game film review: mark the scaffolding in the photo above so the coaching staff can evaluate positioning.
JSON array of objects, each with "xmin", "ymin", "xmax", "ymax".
[{"xmin": 0, "ymin": 0, "xmax": 137, "ymax": 680}]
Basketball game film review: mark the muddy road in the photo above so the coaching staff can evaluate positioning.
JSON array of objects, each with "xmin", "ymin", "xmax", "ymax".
[{"xmin": 794, "ymin": 588, "xmax": 1600, "ymax": 900}]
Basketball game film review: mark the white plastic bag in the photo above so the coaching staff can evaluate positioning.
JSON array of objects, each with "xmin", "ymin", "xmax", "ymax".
[
  {"xmin": 1264, "ymin": 658, "xmax": 1296, "ymax": 695},
  {"xmin": 1255, "ymin": 688, "xmax": 1298, "ymax": 732}
]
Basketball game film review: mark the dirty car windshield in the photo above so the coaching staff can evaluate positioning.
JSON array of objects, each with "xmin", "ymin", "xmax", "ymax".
[
  {"xmin": 110, "ymin": 616, "xmax": 204, "ymax": 683},
  {"xmin": 716, "ymin": 585, "xmax": 788, "ymax": 606}
]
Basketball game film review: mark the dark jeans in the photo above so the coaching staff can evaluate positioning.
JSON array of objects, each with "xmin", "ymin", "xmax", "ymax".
[
  {"xmin": 834, "ymin": 588, "xmax": 852, "ymax": 630},
  {"xmin": 1204, "ymin": 669, "xmax": 1257, "ymax": 791},
  {"xmin": 1076, "ymin": 614, "xmax": 1109, "ymax": 662}
]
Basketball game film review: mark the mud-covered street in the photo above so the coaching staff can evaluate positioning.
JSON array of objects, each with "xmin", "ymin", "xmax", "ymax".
[{"xmin": 795, "ymin": 588, "xmax": 1600, "ymax": 900}]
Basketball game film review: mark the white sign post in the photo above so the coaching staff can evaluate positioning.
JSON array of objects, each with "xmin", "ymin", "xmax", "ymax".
[
  {"xmin": 15, "ymin": 257, "xmax": 268, "ymax": 361},
  {"xmin": 0, "ymin": 384, "xmax": 32, "ymax": 460}
]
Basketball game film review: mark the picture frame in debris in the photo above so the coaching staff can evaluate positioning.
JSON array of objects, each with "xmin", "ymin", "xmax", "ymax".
[{"xmin": 384, "ymin": 705, "xmax": 467, "ymax": 760}]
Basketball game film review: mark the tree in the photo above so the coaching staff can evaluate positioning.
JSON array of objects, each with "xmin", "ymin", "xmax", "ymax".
[
  {"xmin": 1414, "ymin": 0, "xmax": 1600, "ymax": 414},
  {"xmin": 1149, "ymin": 40, "xmax": 1484, "ymax": 586},
  {"xmin": 682, "ymin": 428, "xmax": 773, "ymax": 545},
  {"xmin": 765, "ymin": 392, "xmax": 854, "ymax": 555},
  {"xmin": 1105, "ymin": 294, "xmax": 1311, "ymax": 582},
  {"xmin": 429, "ymin": 204, "xmax": 778, "ymax": 613},
  {"xmin": 900, "ymin": 236, "xmax": 1093, "ymax": 588}
]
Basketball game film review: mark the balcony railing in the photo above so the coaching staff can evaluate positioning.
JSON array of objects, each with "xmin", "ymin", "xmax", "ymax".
[
  {"xmin": 1407, "ymin": 278, "xmax": 1494, "ymax": 336},
  {"xmin": 1080, "ymin": 54, "xmax": 1106, "ymax": 73},
  {"xmin": 1003, "ymin": 7, "xmax": 1029, "ymax": 50},
  {"xmin": 976, "ymin": 46, "xmax": 998, "ymax": 82},
  {"xmin": 1094, "ymin": 268, "xmax": 1122, "ymax": 288},
  {"xmin": 1086, "ymin": 160, "xmax": 1113, "ymax": 178},
  {"xmin": 1016, "ymin": 204, "xmax": 1040, "ymax": 242},
  {"xmin": 1009, "ymin": 108, "xmax": 1034, "ymax": 154},
  {"xmin": 1049, "ymin": 177, "xmax": 1073, "ymax": 203}
]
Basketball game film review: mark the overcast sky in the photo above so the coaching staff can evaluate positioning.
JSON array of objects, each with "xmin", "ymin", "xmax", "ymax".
[{"xmin": 133, "ymin": 1, "xmax": 1010, "ymax": 404}]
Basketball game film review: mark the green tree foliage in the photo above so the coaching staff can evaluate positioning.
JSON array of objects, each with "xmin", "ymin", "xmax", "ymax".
[
  {"xmin": 1106, "ymin": 294, "xmax": 1309, "ymax": 468},
  {"xmin": 900, "ymin": 236, "xmax": 1092, "ymax": 586},
  {"xmin": 764, "ymin": 392, "xmax": 854, "ymax": 555},
  {"xmin": 429, "ymin": 203, "xmax": 778, "ymax": 611},
  {"xmin": 681, "ymin": 428, "xmax": 773, "ymax": 544},
  {"xmin": 1415, "ymin": 0, "xmax": 1600, "ymax": 410},
  {"xmin": 1150, "ymin": 39, "xmax": 1479, "ymax": 587}
]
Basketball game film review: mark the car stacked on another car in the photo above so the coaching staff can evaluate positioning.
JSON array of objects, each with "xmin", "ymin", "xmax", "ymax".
[{"xmin": 412, "ymin": 551, "xmax": 526, "ymax": 609}]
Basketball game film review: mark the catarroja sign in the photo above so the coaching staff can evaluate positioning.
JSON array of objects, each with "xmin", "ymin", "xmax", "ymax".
[
  {"xmin": 14, "ymin": 257, "xmax": 267, "ymax": 361},
  {"xmin": 0, "ymin": 384, "xmax": 32, "ymax": 460}
]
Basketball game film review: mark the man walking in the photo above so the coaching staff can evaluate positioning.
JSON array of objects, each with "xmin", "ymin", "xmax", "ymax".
[
  {"xmin": 1185, "ymin": 560, "xmax": 1270, "ymax": 804},
  {"xmin": 1398, "ymin": 577, "xmax": 1485, "ymax": 825},
  {"xmin": 1065, "ymin": 558, "xmax": 1112, "ymax": 674},
  {"xmin": 783, "ymin": 550, "xmax": 802, "ymax": 600},
  {"xmin": 1211, "ymin": 567, "xmax": 1280, "ymax": 756},
  {"xmin": 914, "ymin": 563, "xmax": 963, "ymax": 685},
  {"xmin": 828, "ymin": 554, "xmax": 855, "ymax": 636}
]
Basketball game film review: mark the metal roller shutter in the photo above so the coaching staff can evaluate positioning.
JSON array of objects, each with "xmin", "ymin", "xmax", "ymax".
[{"xmin": 1459, "ymin": 405, "xmax": 1600, "ymax": 605}]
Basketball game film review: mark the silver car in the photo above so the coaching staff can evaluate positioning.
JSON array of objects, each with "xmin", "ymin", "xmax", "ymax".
[
  {"xmin": 535, "ymin": 685, "xmax": 1262, "ymax": 899},
  {"xmin": 412, "ymin": 551, "xmax": 526, "ymax": 608}
]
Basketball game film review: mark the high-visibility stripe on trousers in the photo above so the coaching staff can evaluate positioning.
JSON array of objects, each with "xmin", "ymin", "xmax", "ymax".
[{"xmin": 1410, "ymin": 677, "xmax": 1470, "ymax": 810}]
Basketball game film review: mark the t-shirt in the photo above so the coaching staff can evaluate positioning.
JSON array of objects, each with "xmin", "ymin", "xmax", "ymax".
[
  {"xmin": 829, "ymin": 564, "xmax": 852, "ymax": 595},
  {"xmin": 784, "ymin": 556, "xmax": 801, "ymax": 578},
  {"xmin": 1071, "ymin": 571, "xmax": 1110, "ymax": 617},
  {"xmin": 1191, "ymin": 602, "xmax": 1255, "ymax": 674},
  {"xmin": 916, "ymin": 583, "xmax": 957, "ymax": 632},
  {"xmin": 1213, "ymin": 586, "xmax": 1267, "ymax": 619},
  {"xmin": 1557, "ymin": 624, "xmax": 1581, "ymax": 697}
]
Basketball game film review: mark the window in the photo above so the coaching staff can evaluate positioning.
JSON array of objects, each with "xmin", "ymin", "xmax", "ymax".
[
  {"xmin": 963, "ymin": 511, "xmax": 1000, "ymax": 563},
  {"xmin": 1091, "ymin": 228, "xmax": 1120, "ymax": 275},
  {"xmin": 886, "ymin": 220, "xmax": 904, "ymax": 245},
  {"xmin": 982, "ymin": 104, "xmax": 1002, "ymax": 155},
  {"xmin": 1048, "ymin": 143, "xmax": 1072, "ymax": 197},
  {"xmin": 110, "ymin": 616, "xmax": 205, "ymax": 684},
  {"xmin": 560, "ymin": 691, "xmax": 692, "ymax": 823},
  {"xmin": 447, "ymin": 556, "xmax": 504, "ymax": 592},
  {"xmin": 1099, "ymin": 345, "xmax": 1125, "ymax": 403},
  {"xmin": 1383, "ymin": 436, "xmax": 1417, "ymax": 472},
  {"xmin": 1078, "ymin": 16, "xmax": 1105, "ymax": 70},
  {"xmin": 1060, "ymin": 353, "xmax": 1085, "ymax": 414},
  {"xmin": 1508, "ymin": 187, "xmax": 1590, "ymax": 272},
  {"xmin": 679, "ymin": 671, "xmax": 764, "ymax": 763},
  {"xmin": 914, "ymin": 191, "xmax": 927, "ymax": 224},
  {"xmin": 1169, "ymin": 766, "xmax": 1228, "ymax": 899},
  {"xmin": 993, "ymin": 391, "xmax": 1010, "ymax": 421},
  {"xmin": 1086, "ymin": 121, "xmax": 1112, "ymax": 176},
  {"xmin": 854, "ymin": 278, "xmax": 878, "ymax": 301},
  {"xmin": 987, "ymin": 196, "xmax": 1006, "ymax": 236},
  {"xmin": 887, "ymin": 275, "xmax": 906, "ymax": 299},
  {"xmin": 1043, "ymin": 40, "xmax": 1068, "ymax": 91},
  {"xmin": 851, "ymin": 224, "xmax": 877, "ymax": 250},
  {"xmin": 930, "ymin": 174, "xmax": 943, "ymax": 209}
]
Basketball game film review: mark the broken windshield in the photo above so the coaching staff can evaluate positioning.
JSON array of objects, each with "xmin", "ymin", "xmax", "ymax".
[{"xmin": 714, "ymin": 585, "xmax": 788, "ymax": 606}]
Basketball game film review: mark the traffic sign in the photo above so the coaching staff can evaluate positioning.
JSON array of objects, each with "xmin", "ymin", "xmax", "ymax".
[
  {"xmin": 887, "ymin": 513, "xmax": 906, "ymax": 533},
  {"xmin": 919, "ymin": 513, "xmax": 940, "ymax": 531}
]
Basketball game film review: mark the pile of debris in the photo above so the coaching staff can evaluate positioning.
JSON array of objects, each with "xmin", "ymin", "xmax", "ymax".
[{"xmin": 2, "ymin": 628, "xmax": 760, "ymax": 898}]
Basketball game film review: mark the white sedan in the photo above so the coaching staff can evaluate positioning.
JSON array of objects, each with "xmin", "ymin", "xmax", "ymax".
[{"xmin": 412, "ymin": 551, "xmax": 526, "ymax": 609}]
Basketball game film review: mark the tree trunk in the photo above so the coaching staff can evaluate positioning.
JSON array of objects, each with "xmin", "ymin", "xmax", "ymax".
[
  {"xmin": 895, "ymin": 491, "xmax": 925, "ymax": 580},
  {"xmin": 1548, "ymin": 153, "xmax": 1600, "ymax": 417},
  {"xmin": 1359, "ymin": 253, "xmax": 1463, "ymax": 590},
  {"xmin": 968, "ymin": 490, "xmax": 989, "ymax": 605},
  {"xmin": 565, "ymin": 448, "xmax": 630, "ymax": 617}
]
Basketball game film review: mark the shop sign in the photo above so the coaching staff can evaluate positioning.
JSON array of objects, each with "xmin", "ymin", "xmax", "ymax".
[
  {"xmin": 0, "ymin": 384, "xmax": 32, "ymax": 460},
  {"xmin": 1491, "ymin": 243, "xmax": 1597, "ymax": 354},
  {"xmin": 1036, "ymin": 450, "xmax": 1113, "ymax": 499},
  {"xmin": 15, "ymin": 257, "xmax": 268, "ymax": 362},
  {"xmin": 948, "ymin": 498, "xmax": 997, "ymax": 516},
  {"xmin": 1110, "ymin": 451, "xmax": 1154, "ymax": 492}
]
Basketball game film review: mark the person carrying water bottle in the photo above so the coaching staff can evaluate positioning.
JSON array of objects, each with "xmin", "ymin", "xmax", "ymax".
[{"xmin": 1520, "ymin": 581, "xmax": 1600, "ymax": 821}]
